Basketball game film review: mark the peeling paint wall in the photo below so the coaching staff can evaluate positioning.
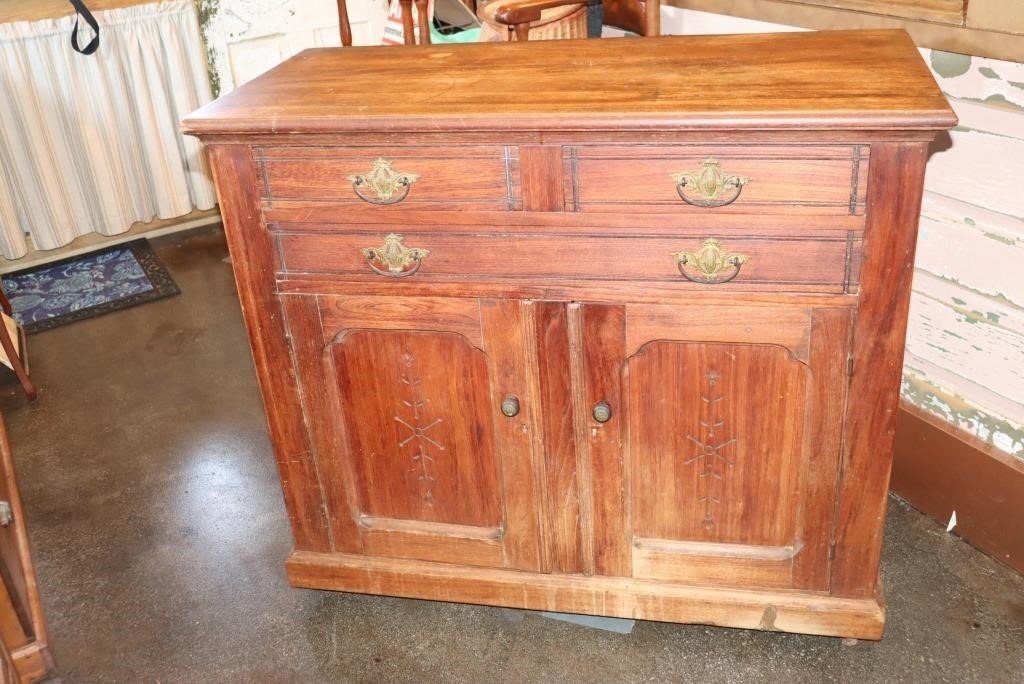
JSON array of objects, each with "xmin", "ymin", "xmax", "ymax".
[{"xmin": 909, "ymin": 57, "xmax": 1024, "ymax": 456}]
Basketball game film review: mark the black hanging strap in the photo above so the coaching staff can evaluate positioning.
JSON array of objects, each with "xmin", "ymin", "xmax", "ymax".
[{"xmin": 68, "ymin": 0, "xmax": 100, "ymax": 55}]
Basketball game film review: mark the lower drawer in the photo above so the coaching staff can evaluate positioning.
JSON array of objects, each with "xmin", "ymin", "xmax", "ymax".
[{"xmin": 274, "ymin": 229, "xmax": 860, "ymax": 293}]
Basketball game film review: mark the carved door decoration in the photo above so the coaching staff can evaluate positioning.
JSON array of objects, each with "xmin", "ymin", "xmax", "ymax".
[
  {"xmin": 333, "ymin": 331, "xmax": 502, "ymax": 526},
  {"xmin": 577, "ymin": 302, "xmax": 852, "ymax": 591},
  {"xmin": 281, "ymin": 295, "xmax": 543, "ymax": 571},
  {"xmin": 629, "ymin": 342, "xmax": 807, "ymax": 546}
]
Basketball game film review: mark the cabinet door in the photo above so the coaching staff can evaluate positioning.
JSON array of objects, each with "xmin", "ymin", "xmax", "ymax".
[
  {"xmin": 281, "ymin": 295, "xmax": 543, "ymax": 571},
  {"xmin": 575, "ymin": 303, "xmax": 852, "ymax": 591}
]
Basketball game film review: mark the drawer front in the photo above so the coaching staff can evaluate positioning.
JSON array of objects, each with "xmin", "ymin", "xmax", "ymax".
[
  {"xmin": 274, "ymin": 228, "xmax": 860, "ymax": 294},
  {"xmin": 564, "ymin": 145, "xmax": 868, "ymax": 215},
  {"xmin": 256, "ymin": 146, "xmax": 519, "ymax": 210}
]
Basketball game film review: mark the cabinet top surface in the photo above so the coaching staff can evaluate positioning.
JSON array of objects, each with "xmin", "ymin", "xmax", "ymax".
[{"xmin": 182, "ymin": 30, "xmax": 955, "ymax": 137}]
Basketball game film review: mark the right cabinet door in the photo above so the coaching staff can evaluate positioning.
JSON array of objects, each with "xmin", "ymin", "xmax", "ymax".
[{"xmin": 575, "ymin": 302, "xmax": 853, "ymax": 591}]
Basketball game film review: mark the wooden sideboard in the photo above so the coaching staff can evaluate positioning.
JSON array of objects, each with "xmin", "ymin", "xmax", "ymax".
[{"xmin": 183, "ymin": 30, "xmax": 955, "ymax": 639}]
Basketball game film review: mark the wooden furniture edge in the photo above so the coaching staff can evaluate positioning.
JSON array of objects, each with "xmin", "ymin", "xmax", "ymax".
[
  {"xmin": 0, "ymin": 416, "xmax": 54, "ymax": 682},
  {"xmin": 286, "ymin": 551, "xmax": 886, "ymax": 639},
  {"xmin": 11, "ymin": 642, "xmax": 54, "ymax": 683},
  {"xmin": 666, "ymin": 0, "xmax": 1024, "ymax": 63},
  {"xmin": 892, "ymin": 400, "xmax": 1024, "ymax": 576}
]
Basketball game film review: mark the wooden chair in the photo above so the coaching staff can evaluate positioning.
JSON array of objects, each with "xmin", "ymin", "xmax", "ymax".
[
  {"xmin": 478, "ymin": 0, "xmax": 659, "ymax": 41},
  {"xmin": 337, "ymin": 0, "xmax": 432, "ymax": 46}
]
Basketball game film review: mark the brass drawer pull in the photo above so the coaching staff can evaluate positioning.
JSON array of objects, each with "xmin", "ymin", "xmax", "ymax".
[
  {"xmin": 348, "ymin": 158, "xmax": 419, "ymax": 205},
  {"xmin": 671, "ymin": 158, "xmax": 748, "ymax": 208},
  {"xmin": 672, "ymin": 238, "xmax": 749, "ymax": 284},
  {"xmin": 361, "ymin": 234, "xmax": 430, "ymax": 277},
  {"xmin": 592, "ymin": 401, "xmax": 612, "ymax": 423}
]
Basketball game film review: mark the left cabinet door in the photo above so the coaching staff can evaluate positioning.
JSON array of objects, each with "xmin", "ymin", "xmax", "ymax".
[{"xmin": 280, "ymin": 294, "xmax": 544, "ymax": 572}]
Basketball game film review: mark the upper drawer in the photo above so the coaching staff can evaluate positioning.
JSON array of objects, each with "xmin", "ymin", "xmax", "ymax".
[
  {"xmin": 255, "ymin": 146, "xmax": 520, "ymax": 210},
  {"xmin": 563, "ymin": 145, "xmax": 868, "ymax": 215}
]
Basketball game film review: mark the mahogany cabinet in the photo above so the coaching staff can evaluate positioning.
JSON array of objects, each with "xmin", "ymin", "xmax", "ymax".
[{"xmin": 183, "ymin": 30, "xmax": 956, "ymax": 639}]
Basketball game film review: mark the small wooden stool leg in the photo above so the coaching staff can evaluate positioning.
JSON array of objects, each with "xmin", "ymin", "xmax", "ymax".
[
  {"xmin": 0, "ymin": 284, "xmax": 34, "ymax": 401},
  {"xmin": 414, "ymin": 0, "xmax": 431, "ymax": 44},
  {"xmin": 0, "ymin": 323, "xmax": 35, "ymax": 402},
  {"xmin": 336, "ymin": 0, "xmax": 353, "ymax": 46},
  {"xmin": 399, "ymin": 0, "xmax": 416, "ymax": 44}
]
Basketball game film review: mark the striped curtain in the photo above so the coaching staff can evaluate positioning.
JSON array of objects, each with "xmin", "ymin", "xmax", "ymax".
[{"xmin": 0, "ymin": 0, "xmax": 216, "ymax": 260}]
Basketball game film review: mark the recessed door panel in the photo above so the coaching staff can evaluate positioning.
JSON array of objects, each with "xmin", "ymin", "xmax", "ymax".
[
  {"xmin": 282, "ymin": 295, "xmax": 543, "ymax": 571},
  {"xmin": 576, "ymin": 303, "xmax": 851, "ymax": 591},
  {"xmin": 332, "ymin": 330, "xmax": 503, "ymax": 528},
  {"xmin": 628, "ymin": 342, "xmax": 808, "ymax": 546}
]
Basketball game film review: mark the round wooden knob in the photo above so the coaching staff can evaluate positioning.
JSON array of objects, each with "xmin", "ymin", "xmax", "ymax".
[{"xmin": 501, "ymin": 395, "xmax": 521, "ymax": 418}]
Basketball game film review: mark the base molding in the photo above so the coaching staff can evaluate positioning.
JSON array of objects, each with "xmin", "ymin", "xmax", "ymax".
[
  {"xmin": 286, "ymin": 551, "xmax": 886, "ymax": 639},
  {"xmin": 892, "ymin": 401, "xmax": 1024, "ymax": 575}
]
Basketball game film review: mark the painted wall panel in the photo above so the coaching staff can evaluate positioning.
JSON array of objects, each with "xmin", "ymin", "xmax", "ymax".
[
  {"xmin": 916, "ymin": 194, "xmax": 1023, "ymax": 306},
  {"xmin": 924, "ymin": 128, "xmax": 1024, "ymax": 219}
]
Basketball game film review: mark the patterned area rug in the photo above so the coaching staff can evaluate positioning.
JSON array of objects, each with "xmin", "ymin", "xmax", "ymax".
[{"xmin": 2, "ymin": 239, "xmax": 179, "ymax": 334}]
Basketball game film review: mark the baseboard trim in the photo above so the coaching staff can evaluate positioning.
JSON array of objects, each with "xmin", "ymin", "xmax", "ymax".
[
  {"xmin": 0, "ymin": 210, "xmax": 222, "ymax": 275},
  {"xmin": 891, "ymin": 401, "xmax": 1024, "ymax": 575}
]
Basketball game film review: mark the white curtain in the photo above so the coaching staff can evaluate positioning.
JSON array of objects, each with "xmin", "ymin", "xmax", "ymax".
[{"xmin": 0, "ymin": 0, "xmax": 216, "ymax": 260}]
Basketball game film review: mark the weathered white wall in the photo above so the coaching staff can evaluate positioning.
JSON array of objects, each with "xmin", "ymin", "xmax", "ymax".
[{"xmin": 195, "ymin": 0, "xmax": 388, "ymax": 95}]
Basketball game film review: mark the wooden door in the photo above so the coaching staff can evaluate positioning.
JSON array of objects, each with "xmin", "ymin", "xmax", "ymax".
[
  {"xmin": 575, "ymin": 302, "xmax": 852, "ymax": 591},
  {"xmin": 281, "ymin": 295, "xmax": 544, "ymax": 571}
]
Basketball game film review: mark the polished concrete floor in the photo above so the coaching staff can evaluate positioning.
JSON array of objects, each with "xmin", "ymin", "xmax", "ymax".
[{"xmin": 2, "ymin": 225, "xmax": 1022, "ymax": 683}]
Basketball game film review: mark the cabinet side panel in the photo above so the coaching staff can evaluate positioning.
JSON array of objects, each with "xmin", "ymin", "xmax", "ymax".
[
  {"xmin": 280, "ymin": 295, "xmax": 361, "ymax": 553},
  {"xmin": 207, "ymin": 144, "xmax": 330, "ymax": 551},
  {"xmin": 832, "ymin": 142, "xmax": 929, "ymax": 597},
  {"xmin": 792, "ymin": 307, "xmax": 854, "ymax": 591}
]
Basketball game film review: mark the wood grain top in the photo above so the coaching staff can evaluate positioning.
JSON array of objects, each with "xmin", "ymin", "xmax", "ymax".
[{"xmin": 182, "ymin": 30, "xmax": 956, "ymax": 136}]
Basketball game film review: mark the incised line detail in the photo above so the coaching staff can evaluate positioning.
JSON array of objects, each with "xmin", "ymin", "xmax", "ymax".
[
  {"xmin": 394, "ymin": 351, "xmax": 444, "ymax": 506},
  {"xmin": 684, "ymin": 370, "xmax": 737, "ymax": 529}
]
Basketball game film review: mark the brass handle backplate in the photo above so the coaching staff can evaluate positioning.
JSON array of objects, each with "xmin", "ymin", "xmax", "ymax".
[
  {"xmin": 348, "ymin": 158, "xmax": 419, "ymax": 205},
  {"xmin": 671, "ymin": 158, "xmax": 749, "ymax": 208},
  {"xmin": 592, "ymin": 401, "xmax": 612, "ymax": 423},
  {"xmin": 672, "ymin": 238, "xmax": 749, "ymax": 285},
  {"xmin": 361, "ymin": 234, "xmax": 430, "ymax": 278},
  {"xmin": 501, "ymin": 395, "xmax": 521, "ymax": 418}
]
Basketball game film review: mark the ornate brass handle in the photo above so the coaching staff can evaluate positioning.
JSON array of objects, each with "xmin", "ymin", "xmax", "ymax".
[
  {"xmin": 670, "ymin": 158, "xmax": 749, "ymax": 208},
  {"xmin": 348, "ymin": 158, "xmax": 419, "ymax": 205},
  {"xmin": 672, "ymin": 239, "xmax": 749, "ymax": 285},
  {"xmin": 360, "ymin": 234, "xmax": 430, "ymax": 278}
]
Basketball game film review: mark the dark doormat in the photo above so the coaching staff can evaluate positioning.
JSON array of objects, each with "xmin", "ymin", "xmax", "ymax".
[{"xmin": 1, "ymin": 238, "xmax": 180, "ymax": 334}]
